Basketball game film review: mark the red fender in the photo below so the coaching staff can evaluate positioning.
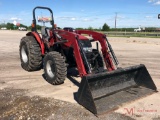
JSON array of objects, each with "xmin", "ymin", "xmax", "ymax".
[{"xmin": 26, "ymin": 32, "xmax": 45, "ymax": 55}]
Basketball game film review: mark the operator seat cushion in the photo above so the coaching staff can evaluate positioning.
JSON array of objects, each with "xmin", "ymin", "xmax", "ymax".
[{"xmin": 41, "ymin": 26, "xmax": 50, "ymax": 41}]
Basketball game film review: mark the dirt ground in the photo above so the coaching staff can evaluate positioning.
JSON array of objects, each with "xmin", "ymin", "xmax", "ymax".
[{"xmin": 0, "ymin": 30, "xmax": 160, "ymax": 120}]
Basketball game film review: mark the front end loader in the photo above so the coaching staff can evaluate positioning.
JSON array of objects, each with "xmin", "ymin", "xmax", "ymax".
[{"xmin": 19, "ymin": 6, "xmax": 157, "ymax": 115}]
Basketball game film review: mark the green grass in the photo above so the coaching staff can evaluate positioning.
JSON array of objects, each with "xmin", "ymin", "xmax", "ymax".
[{"xmin": 100, "ymin": 31, "xmax": 160, "ymax": 38}]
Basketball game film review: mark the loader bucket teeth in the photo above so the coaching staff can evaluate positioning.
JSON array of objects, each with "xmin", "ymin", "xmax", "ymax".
[{"xmin": 76, "ymin": 64, "xmax": 157, "ymax": 115}]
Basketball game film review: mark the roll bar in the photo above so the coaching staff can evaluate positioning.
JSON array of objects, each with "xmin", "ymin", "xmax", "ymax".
[{"xmin": 32, "ymin": 6, "xmax": 54, "ymax": 31}]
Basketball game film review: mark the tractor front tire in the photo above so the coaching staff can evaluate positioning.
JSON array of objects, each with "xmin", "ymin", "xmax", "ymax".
[
  {"xmin": 44, "ymin": 51, "xmax": 67, "ymax": 85},
  {"xmin": 19, "ymin": 36, "xmax": 42, "ymax": 71}
]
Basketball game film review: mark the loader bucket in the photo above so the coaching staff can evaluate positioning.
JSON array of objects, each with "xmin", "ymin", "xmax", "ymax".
[{"xmin": 76, "ymin": 64, "xmax": 157, "ymax": 115}]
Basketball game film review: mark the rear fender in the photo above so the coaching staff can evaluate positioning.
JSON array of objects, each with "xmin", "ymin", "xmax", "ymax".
[{"xmin": 26, "ymin": 32, "xmax": 45, "ymax": 55}]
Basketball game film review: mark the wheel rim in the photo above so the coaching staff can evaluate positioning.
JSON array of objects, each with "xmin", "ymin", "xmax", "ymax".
[
  {"xmin": 46, "ymin": 60, "xmax": 55, "ymax": 78},
  {"xmin": 21, "ymin": 45, "xmax": 28, "ymax": 63}
]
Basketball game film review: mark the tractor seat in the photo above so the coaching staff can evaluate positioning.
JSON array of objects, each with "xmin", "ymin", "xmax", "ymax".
[{"xmin": 41, "ymin": 26, "xmax": 50, "ymax": 41}]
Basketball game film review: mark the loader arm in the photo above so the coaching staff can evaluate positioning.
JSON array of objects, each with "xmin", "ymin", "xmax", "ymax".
[
  {"xmin": 54, "ymin": 30, "xmax": 87, "ymax": 77},
  {"xmin": 75, "ymin": 30, "xmax": 157, "ymax": 115},
  {"xmin": 76, "ymin": 30, "xmax": 115, "ymax": 71}
]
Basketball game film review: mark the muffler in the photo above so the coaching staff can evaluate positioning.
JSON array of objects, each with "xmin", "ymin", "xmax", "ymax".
[{"xmin": 76, "ymin": 64, "xmax": 157, "ymax": 115}]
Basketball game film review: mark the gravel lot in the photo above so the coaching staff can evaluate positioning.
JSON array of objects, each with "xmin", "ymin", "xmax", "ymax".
[{"xmin": 0, "ymin": 30, "xmax": 160, "ymax": 120}]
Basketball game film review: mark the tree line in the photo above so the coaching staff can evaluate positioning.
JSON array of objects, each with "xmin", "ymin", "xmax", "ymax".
[
  {"xmin": 0, "ymin": 23, "xmax": 28, "ymax": 30},
  {"xmin": 1, "ymin": 22, "xmax": 152, "ymax": 32}
]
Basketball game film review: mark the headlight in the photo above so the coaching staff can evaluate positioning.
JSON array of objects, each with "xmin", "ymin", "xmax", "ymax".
[{"xmin": 83, "ymin": 47, "xmax": 92, "ymax": 52}]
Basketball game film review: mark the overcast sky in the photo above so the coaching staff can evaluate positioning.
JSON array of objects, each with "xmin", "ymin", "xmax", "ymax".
[{"xmin": 0, "ymin": 0, "xmax": 160, "ymax": 28}]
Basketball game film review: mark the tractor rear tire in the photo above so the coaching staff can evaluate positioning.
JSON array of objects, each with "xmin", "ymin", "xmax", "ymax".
[
  {"xmin": 44, "ymin": 51, "xmax": 67, "ymax": 85},
  {"xmin": 19, "ymin": 36, "xmax": 42, "ymax": 71}
]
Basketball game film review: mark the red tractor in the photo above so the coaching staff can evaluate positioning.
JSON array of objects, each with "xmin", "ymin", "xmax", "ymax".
[{"xmin": 19, "ymin": 6, "xmax": 157, "ymax": 115}]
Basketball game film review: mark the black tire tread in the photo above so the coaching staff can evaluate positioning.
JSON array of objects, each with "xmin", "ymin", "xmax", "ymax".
[
  {"xmin": 19, "ymin": 36, "xmax": 42, "ymax": 71},
  {"xmin": 44, "ymin": 51, "xmax": 67, "ymax": 85}
]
